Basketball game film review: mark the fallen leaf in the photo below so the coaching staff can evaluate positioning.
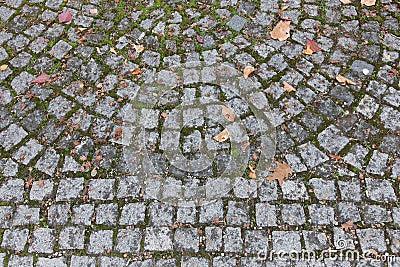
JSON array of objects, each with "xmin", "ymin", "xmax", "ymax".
[
  {"xmin": 160, "ymin": 112, "xmax": 168, "ymax": 118},
  {"xmin": 282, "ymin": 81, "xmax": 296, "ymax": 92},
  {"xmin": 361, "ymin": 0, "xmax": 376, "ymax": 6},
  {"xmin": 341, "ymin": 220, "xmax": 354, "ymax": 231},
  {"xmin": 221, "ymin": 105, "xmax": 235, "ymax": 122},
  {"xmin": 196, "ymin": 35, "xmax": 203, "ymax": 43},
  {"xmin": 213, "ymin": 128, "xmax": 229, "ymax": 142},
  {"xmin": 302, "ymin": 38, "xmax": 321, "ymax": 55},
  {"xmin": 249, "ymin": 165, "xmax": 256, "ymax": 178},
  {"xmin": 31, "ymin": 72, "xmax": 50, "ymax": 84},
  {"xmin": 89, "ymin": 8, "xmax": 98, "ymax": 14},
  {"xmin": 133, "ymin": 44, "xmax": 144, "ymax": 53},
  {"xmin": 336, "ymin": 74, "xmax": 357, "ymax": 85},
  {"xmin": 270, "ymin": 20, "xmax": 291, "ymax": 41},
  {"xmin": 243, "ymin": 65, "xmax": 254, "ymax": 79},
  {"xmin": 281, "ymin": 5, "xmax": 289, "ymax": 10},
  {"xmin": 329, "ymin": 153, "xmax": 342, "ymax": 160},
  {"xmin": 340, "ymin": 0, "xmax": 352, "ymax": 3},
  {"xmin": 58, "ymin": 9, "xmax": 72, "ymax": 23},
  {"xmin": 0, "ymin": 64, "xmax": 8, "ymax": 71},
  {"xmin": 129, "ymin": 68, "xmax": 141, "ymax": 75},
  {"xmin": 266, "ymin": 161, "xmax": 292, "ymax": 186},
  {"xmin": 110, "ymin": 47, "xmax": 117, "ymax": 55}
]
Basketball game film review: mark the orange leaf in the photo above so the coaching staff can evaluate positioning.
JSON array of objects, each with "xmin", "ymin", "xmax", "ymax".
[
  {"xmin": 0, "ymin": 64, "xmax": 8, "ymax": 71},
  {"xmin": 212, "ymin": 129, "xmax": 229, "ymax": 142},
  {"xmin": 336, "ymin": 74, "xmax": 357, "ymax": 85},
  {"xmin": 129, "ymin": 68, "xmax": 141, "ymax": 75},
  {"xmin": 361, "ymin": 0, "xmax": 376, "ymax": 6},
  {"xmin": 266, "ymin": 161, "xmax": 292, "ymax": 186},
  {"xmin": 221, "ymin": 105, "xmax": 235, "ymax": 122},
  {"xmin": 270, "ymin": 20, "xmax": 291, "ymax": 41},
  {"xmin": 243, "ymin": 65, "xmax": 254, "ymax": 79},
  {"xmin": 329, "ymin": 153, "xmax": 342, "ymax": 160},
  {"xmin": 282, "ymin": 81, "xmax": 296, "ymax": 92}
]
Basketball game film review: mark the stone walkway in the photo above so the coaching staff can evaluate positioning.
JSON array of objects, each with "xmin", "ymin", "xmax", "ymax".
[{"xmin": 0, "ymin": 0, "xmax": 399, "ymax": 266}]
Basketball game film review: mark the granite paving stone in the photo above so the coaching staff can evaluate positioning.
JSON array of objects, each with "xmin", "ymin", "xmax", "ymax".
[{"xmin": 0, "ymin": 0, "xmax": 398, "ymax": 265}]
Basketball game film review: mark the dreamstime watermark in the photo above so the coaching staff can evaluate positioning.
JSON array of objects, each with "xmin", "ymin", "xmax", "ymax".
[
  {"xmin": 114, "ymin": 61, "xmax": 277, "ymax": 206},
  {"xmin": 257, "ymin": 239, "xmax": 397, "ymax": 263}
]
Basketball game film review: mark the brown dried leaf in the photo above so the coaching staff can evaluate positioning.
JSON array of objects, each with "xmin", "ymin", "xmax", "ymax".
[
  {"xmin": 329, "ymin": 153, "xmax": 342, "ymax": 160},
  {"xmin": 31, "ymin": 72, "xmax": 50, "ymax": 84},
  {"xmin": 341, "ymin": 220, "xmax": 354, "ymax": 231},
  {"xmin": 336, "ymin": 74, "xmax": 357, "ymax": 85},
  {"xmin": 270, "ymin": 20, "xmax": 291, "ymax": 41},
  {"xmin": 212, "ymin": 128, "xmax": 229, "ymax": 142},
  {"xmin": 243, "ymin": 65, "xmax": 254, "ymax": 79},
  {"xmin": 133, "ymin": 44, "xmax": 145, "ymax": 53},
  {"xmin": 249, "ymin": 165, "xmax": 256, "ymax": 179},
  {"xmin": 129, "ymin": 68, "xmax": 141, "ymax": 75},
  {"xmin": 282, "ymin": 81, "xmax": 296, "ymax": 92},
  {"xmin": 266, "ymin": 161, "xmax": 292, "ymax": 186},
  {"xmin": 361, "ymin": 0, "xmax": 376, "ymax": 6},
  {"xmin": 221, "ymin": 105, "xmax": 235, "ymax": 122},
  {"xmin": 303, "ymin": 38, "xmax": 321, "ymax": 55}
]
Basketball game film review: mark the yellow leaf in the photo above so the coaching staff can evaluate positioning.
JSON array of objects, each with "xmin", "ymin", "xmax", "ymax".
[
  {"xmin": 133, "ymin": 44, "xmax": 145, "ymax": 53},
  {"xmin": 282, "ymin": 81, "xmax": 296, "ymax": 92},
  {"xmin": 281, "ymin": 5, "xmax": 289, "ymax": 10},
  {"xmin": 303, "ymin": 45, "xmax": 313, "ymax": 55},
  {"xmin": 270, "ymin": 20, "xmax": 291, "ymax": 41},
  {"xmin": 0, "ymin": 64, "xmax": 8, "ymax": 71},
  {"xmin": 160, "ymin": 112, "xmax": 168, "ymax": 118},
  {"xmin": 212, "ymin": 129, "xmax": 229, "ymax": 142},
  {"xmin": 336, "ymin": 74, "xmax": 358, "ymax": 85},
  {"xmin": 361, "ymin": 0, "xmax": 376, "ymax": 6},
  {"xmin": 266, "ymin": 161, "xmax": 292, "ymax": 186},
  {"xmin": 243, "ymin": 65, "xmax": 254, "ymax": 79},
  {"xmin": 221, "ymin": 105, "xmax": 235, "ymax": 122}
]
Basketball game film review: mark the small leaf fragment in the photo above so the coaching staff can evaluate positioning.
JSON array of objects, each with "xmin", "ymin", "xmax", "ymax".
[
  {"xmin": 266, "ymin": 161, "xmax": 292, "ymax": 186},
  {"xmin": 110, "ymin": 46, "xmax": 117, "ymax": 55},
  {"xmin": 160, "ymin": 112, "xmax": 168, "ymax": 118},
  {"xmin": 31, "ymin": 72, "xmax": 50, "ymax": 84},
  {"xmin": 361, "ymin": 0, "xmax": 376, "ymax": 6},
  {"xmin": 196, "ymin": 35, "xmax": 203, "ymax": 43},
  {"xmin": 89, "ymin": 8, "xmax": 98, "ymax": 14},
  {"xmin": 336, "ymin": 74, "xmax": 357, "ymax": 85},
  {"xmin": 129, "ymin": 68, "xmax": 141, "ymax": 75},
  {"xmin": 0, "ymin": 64, "xmax": 8, "ymax": 71},
  {"xmin": 133, "ymin": 44, "xmax": 144, "ymax": 53},
  {"xmin": 329, "ymin": 153, "xmax": 342, "ymax": 160},
  {"xmin": 270, "ymin": 20, "xmax": 291, "ymax": 41},
  {"xmin": 212, "ymin": 128, "xmax": 229, "ymax": 142},
  {"xmin": 282, "ymin": 81, "xmax": 296, "ymax": 92},
  {"xmin": 243, "ymin": 65, "xmax": 254, "ymax": 79},
  {"xmin": 58, "ymin": 9, "xmax": 72, "ymax": 23},
  {"xmin": 221, "ymin": 105, "xmax": 235, "ymax": 122},
  {"xmin": 340, "ymin": 0, "xmax": 352, "ymax": 4},
  {"xmin": 249, "ymin": 165, "xmax": 256, "ymax": 178},
  {"xmin": 341, "ymin": 220, "xmax": 354, "ymax": 231}
]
